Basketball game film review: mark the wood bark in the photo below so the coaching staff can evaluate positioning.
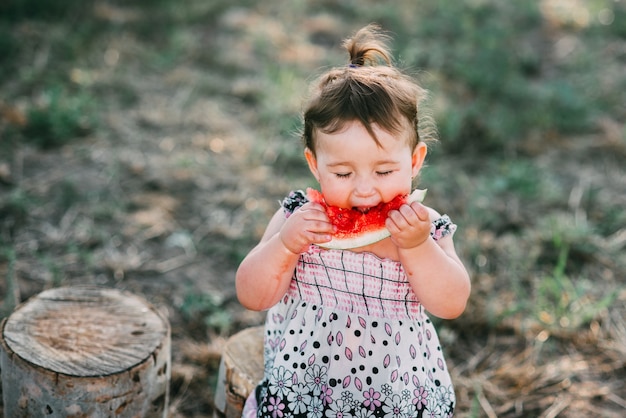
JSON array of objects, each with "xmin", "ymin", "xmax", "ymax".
[
  {"xmin": 214, "ymin": 326, "xmax": 264, "ymax": 418},
  {"xmin": 0, "ymin": 286, "xmax": 170, "ymax": 418}
]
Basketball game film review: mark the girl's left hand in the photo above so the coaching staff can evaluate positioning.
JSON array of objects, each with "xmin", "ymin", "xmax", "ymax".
[{"xmin": 386, "ymin": 202, "xmax": 431, "ymax": 249}]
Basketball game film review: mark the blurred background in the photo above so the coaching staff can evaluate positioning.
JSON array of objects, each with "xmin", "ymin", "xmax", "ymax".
[{"xmin": 1, "ymin": 0, "xmax": 625, "ymax": 416}]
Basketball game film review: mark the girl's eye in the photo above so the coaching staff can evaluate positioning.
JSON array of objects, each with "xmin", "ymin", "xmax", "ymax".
[
  {"xmin": 377, "ymin": 171, "xmax": 392, "ymax": 176},
  {"xmin": 335, "ymin": 173, "xmax": 351, "ymax": 178}
]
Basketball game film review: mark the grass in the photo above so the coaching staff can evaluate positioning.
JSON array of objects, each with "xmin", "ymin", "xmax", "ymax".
[
  {"xmin": 1, "ymin": 0, "xmax": 625, "ymax": 416},
  {"xmin": 180, "ymin": 291, "xmax": 233, "ymax": 335},
  {"xmin": 400, "ymin": 1, "xmax": 624, "ymax": 155},
  {"xmin": 20, "ymin": 85, "xmax": 98, "ymax": 148},
  {"xmin": 535, "ymin": 244, "xmax": 615, "ymax": 330},
  {"xmin": 0, "ymin": 248, "xmax": 17, "ymax": 318}
]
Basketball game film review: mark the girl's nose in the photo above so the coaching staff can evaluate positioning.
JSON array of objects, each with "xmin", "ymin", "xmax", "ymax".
[{"xmin": 353, "ymin": 176, "xmax": 375, "ymax": 197}]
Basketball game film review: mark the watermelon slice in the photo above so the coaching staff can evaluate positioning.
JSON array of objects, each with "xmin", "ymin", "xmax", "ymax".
[{"xmin": 306, "ymin": 188, "xmax": 427, "ymax": 250}]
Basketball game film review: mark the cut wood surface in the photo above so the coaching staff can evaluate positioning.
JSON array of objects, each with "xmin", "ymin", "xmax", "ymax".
[
  {"xmin": 214, "ymin": 326, "xmax": 264, "ymax": 418},
  {"xmin": 0, "ymin": 286, "xmax": 171, "ymax": 418}
]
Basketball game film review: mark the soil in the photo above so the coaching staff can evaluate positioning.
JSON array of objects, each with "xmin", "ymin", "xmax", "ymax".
[{"xmin": 1, "ymin": 3, "xmax": 625, "ymax": 417}]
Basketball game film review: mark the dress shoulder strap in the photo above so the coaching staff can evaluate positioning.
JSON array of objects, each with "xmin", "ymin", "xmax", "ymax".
[
  {"xmin": 281, "ymin": 190, "xmax": 308, "ymax": 217},
  {"xmin": 431, "ymin": 215, "xmax": 457, "ymax": 241}
]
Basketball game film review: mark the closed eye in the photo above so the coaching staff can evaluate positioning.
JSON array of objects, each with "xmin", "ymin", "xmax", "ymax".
[
  {"xmin": 377, "ymin": 171, "xmax": 393, "ymax": 176},
  {"xmin": 335, "ymin": 172, "xmax": 352, "ymax": 178}
]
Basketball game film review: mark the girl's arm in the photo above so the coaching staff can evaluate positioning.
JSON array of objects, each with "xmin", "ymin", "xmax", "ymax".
[
  {"xmin": 388, "ymin": 202, "xmax": 471, "ymax": 319},
  {"xmin": 236, "ymin": 202, "xmax": 334, "ymax": 311}
]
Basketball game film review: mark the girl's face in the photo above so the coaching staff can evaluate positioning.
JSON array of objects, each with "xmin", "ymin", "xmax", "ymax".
[{"xmin": 305, "ymin": 120, "xmax": 427, "ymax": 210}]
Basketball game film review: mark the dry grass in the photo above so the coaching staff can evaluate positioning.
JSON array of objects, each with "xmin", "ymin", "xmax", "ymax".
[{"xmin": 1, "ymin": 1, "xmax": 625, "ymax": 417}]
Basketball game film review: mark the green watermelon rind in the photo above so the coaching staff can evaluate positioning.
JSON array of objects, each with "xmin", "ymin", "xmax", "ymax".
[{"xmin": 315, "ymin": 189, "xmax": 427, "ymax": 250}]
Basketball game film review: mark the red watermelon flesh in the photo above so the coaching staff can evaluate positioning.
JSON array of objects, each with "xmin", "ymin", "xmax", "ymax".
[{"xmin": 306, "ymin": 188, "xmax": 427, "ymax": 249}]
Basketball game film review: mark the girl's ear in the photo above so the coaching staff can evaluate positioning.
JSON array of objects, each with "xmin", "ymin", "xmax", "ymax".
[
  {"xmin": 411, "ymin": 142, "xmax": 428, "ymax": 178},
  {"xmin": 304, "ymin": 148, "xmax": 320, "ymax": 182}
]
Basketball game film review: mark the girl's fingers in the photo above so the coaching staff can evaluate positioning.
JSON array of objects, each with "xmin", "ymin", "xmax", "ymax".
[
  {"xmin": 307, "ymin": 221, "xmax": 335, "ymax": 235},
  {"xmin": 389, "ymin": 203, "xmax": 427, "ymax": 227},
  {"xmin": 311, "ymin": 232, "xmax": 333, "ymax": 243},
  {"xmin": 410, "ymin": 202, "xmax": 429, "ymax": 221},
  {"xmin": 299, "ymin": 202, "xmax": 328, "ymax": 214},
  {"xmin": 385, "ymin": 217, "xmax": 400, "ymax": 234},
  {"xmin": 398, "ymin": 205, "xmax": 419, "ymax": 223},
  {"xmin": 388, "ymin": 207, "xmax": 412, "ymax": 228}
]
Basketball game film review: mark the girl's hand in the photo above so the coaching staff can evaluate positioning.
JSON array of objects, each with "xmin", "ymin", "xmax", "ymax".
[
  {"xmin": 279, "ymin": 202, "xmax": 335, "ymax": 254},
  {"xmin": 386, "ymin": 201, "xmax": 431, "ymax": 249}
]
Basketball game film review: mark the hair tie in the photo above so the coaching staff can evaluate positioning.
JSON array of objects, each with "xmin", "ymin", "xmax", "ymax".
[{"xmin": 348, "ymin": 63, "xmax": 358, "ymax": 68}]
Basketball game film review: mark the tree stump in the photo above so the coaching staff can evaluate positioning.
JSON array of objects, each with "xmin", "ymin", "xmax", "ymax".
[
  {"xmin": 0, "ymin": 286, "xmax": 170, "ymax": 418},
  {"xmin": 214, "ymin": 326, "xmax": 264, "ymax": 418}
]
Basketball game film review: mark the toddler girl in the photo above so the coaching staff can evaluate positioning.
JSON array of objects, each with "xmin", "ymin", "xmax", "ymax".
[{"xmin": 236, "ymin": 24, "xmax": 471, "ymax": 418}]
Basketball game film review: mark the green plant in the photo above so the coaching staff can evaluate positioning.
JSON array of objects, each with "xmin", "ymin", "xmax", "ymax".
[
  {"xmin": 401, "ymin": 1, "xmax": 609, "ymax": 154},
  {"xmin": 21, "ymin": 85, "xmax": 98, "ymax": 149},
  {"xmin": 0, "ymin": 0, "xmax": 90, "ymax": 22},
  {"xmin": 180, "ymin": 291, "xmax": 233, "ymax": 335},
  {"xmin": 0, "ymin": 189, "xmax": 36, "ymax": 237},
  {"xmin": 54, "ymin": 180, "xmax": 83, "ymax": 215},
  {"xmin": 534, "ymin": 242, "xmax": 616, "ymax": 331},
  {"xmin": 1, "ymin": 247, "xmax": 18, "ymax": 318},
  {"xmin": 457, "ymin": 158, "xmax": 554, "ymax": 233},
  {"xmin": 41, "ymin": 255, "xmax": 64, "ymax": 288},
  {"xmin": 0, "ymin": 23, "xmax": 19, "ymax": 78},
  {"xmin": 469, "ymin": 386, "xmax": 485, "ymax": 418}
]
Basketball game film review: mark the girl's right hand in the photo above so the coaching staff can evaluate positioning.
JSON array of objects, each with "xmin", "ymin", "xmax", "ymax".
[{"xmin": 279, "ymin": 202, "xmax": 335, "ymax": 254}]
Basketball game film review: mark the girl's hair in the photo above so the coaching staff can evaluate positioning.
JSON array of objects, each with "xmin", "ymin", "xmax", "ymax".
[{"xmin": 303, "ymin": 24, "xmax": 436, "ymax": 154}]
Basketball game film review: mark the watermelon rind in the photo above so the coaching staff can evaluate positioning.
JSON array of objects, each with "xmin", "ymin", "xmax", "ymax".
[{"xmin": 318, "ymin": 189, "xmax": 427, "ymax": 250}]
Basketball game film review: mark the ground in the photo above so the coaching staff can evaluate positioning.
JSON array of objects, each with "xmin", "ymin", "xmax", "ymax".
[{"xmin": 1, "ymin": 2, "xmax": 625, "ymax": 417}]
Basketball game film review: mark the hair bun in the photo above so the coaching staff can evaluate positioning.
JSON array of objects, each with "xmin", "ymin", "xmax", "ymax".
[{"xmin": 343, "ymin": 24, "xmax": 392, "ymax": 67}]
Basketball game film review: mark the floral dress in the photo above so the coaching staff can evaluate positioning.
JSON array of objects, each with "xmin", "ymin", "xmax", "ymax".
[{"xmin": 243, "ymin": 191, "xmax": 458, "ymax": 418}]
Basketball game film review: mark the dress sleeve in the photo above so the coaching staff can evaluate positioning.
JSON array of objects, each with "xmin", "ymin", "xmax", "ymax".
[
  {"xmin": 281, "ymin": 190, "xmax": 308, "ymax": 217},
  {"xmin": 431, "ymin": 215, "xmax": 457, "ymax": 241}
]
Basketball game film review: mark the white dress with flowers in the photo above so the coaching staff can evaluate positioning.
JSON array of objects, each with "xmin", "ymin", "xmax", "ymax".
[{"xmin": 243, "ymin": 190, "xmax": 458, "ymax": 418}]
